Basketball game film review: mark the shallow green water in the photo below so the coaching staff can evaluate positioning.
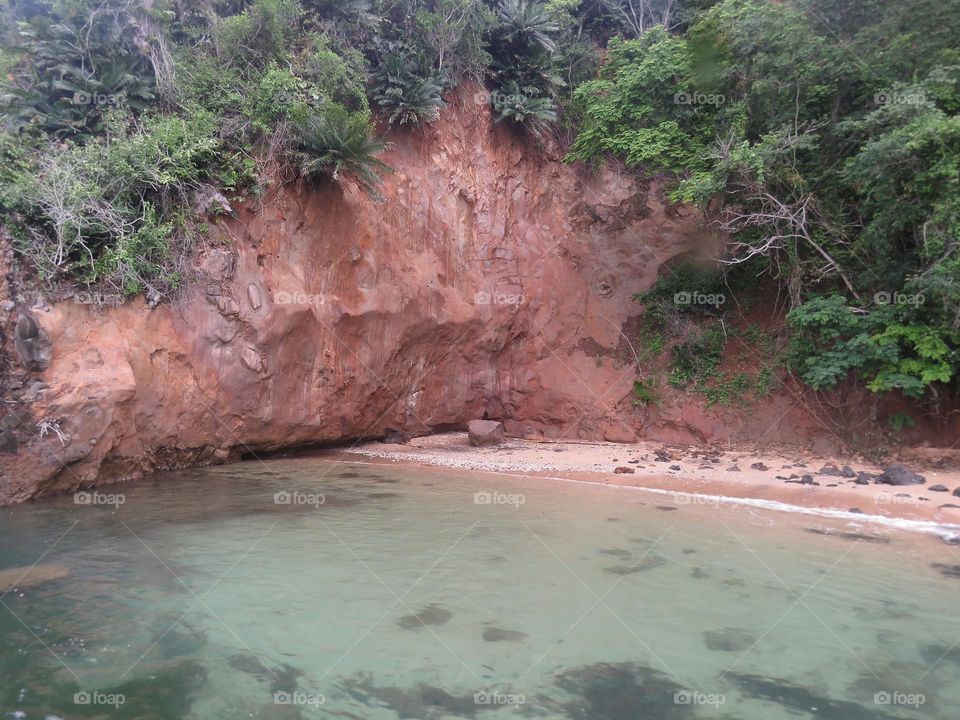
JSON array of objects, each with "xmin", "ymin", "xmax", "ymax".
[{"xmin": 1, "ymin": 458, "xmax": 959, "ymax": 719}]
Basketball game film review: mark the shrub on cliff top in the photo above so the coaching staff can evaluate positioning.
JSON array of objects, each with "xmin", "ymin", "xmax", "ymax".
[{"xmin": 293, "ymin": 106, "xmax": 391, "ymax": 194}]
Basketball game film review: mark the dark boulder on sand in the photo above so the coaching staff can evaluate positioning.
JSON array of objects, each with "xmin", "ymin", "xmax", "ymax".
[{"xmin": 878, "ymin": 463, "xmax": 925, "ymax": 486}]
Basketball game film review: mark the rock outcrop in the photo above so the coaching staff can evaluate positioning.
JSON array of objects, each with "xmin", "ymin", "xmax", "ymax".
[
  {"xmin": 0, "ymin": 85, "xmax": 925, "ymax": 504},
  {"xmin": 467, "ymin": 419, "xmax": 505, "ymax": 447}
]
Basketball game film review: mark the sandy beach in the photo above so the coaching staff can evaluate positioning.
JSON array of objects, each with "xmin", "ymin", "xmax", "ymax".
[{"xmin": 327, "ymin": 433, "xmax": 960, "ymax": 532}]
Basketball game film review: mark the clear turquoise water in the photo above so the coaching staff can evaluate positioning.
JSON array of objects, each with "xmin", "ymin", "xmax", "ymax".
[{"xmin": 1, "ymin": 458, "xmax": 959, "ymax": 719}]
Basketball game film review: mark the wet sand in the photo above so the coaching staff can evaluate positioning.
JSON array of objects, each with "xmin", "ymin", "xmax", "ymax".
[{"xmin": 327, "ymin": 433, "xmax": 960, "ymax": 531}]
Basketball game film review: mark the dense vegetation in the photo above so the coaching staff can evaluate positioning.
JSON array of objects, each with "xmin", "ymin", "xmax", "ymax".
[
  {"xmin": 567, "ymin": 0, "xmax": 960, "ymax": 408},
  {"xmin": 1, "ymin": 0, "xmax": 958, "ymax": 406}
]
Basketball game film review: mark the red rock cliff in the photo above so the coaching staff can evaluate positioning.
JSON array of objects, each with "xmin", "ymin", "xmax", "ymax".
[{"xmin": 0, "ymin": 86, "xmax": 805, "ymax": 503}]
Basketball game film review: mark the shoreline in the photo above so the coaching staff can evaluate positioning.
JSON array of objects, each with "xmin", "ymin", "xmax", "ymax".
[{"xmin": 325, "ymin": 433, "xmax": 960, "ymax": 541}]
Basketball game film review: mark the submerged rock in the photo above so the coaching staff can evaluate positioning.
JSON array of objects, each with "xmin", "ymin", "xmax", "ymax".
[
  {"xmin": 931, "ymin": 563, "xmax": 960, "ymax": 579},
  {"xmin": 603, "ymin": 555, "xmax": 666, "ymax": 575},
  {"xmin": 703, "ymin": 627, "xmax": 757, "ymax": 652},
  {"xmin": 341, "ymin": 674, "xmax": 482, "ymax": 719},
  {"xmin": 397, "ymin": 604, "xmax": 453, "ymax": 630},
  {"xmin": 555, "ymin": 662, "xmax": 695, "ymax": 719},
  {"xmin": 0, "ymin": 564, "xmax": 70, "ymax": 592},
  {"xmin": 728, "ymin": 672, "xmax": 901, "ymax": 720},
  {"xmin": 481, "ymin": 626, "xmax": 527, "ymax": 642},
  {"xmin": 804, "ymin": 527, "xmax": 890, "ymax": 544}
]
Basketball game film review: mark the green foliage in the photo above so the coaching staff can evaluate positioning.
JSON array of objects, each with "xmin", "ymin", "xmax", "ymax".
[
  {"xmin": 485, "ymin": 0, "xmax": 561, "ymax": 130},
  {"xmin": 632, "ymin": 377, "xmax": 660, "ymax": 406},
  {"xmin": 669, "ymin": 322, "xmax": 726, "ymax": 388},
  {"xmin": 787, "ymin": 295, "xmax": 960, "ymax": 399},
  {"xmin": 370, "ymin": 48, "xmax": 447, "ymax": 125},
  {"xmin": 294, "ymin": 106, "xmax": 391, "ymax": 194},
  {"xmin": 1, "ymin": 0, "xmax": 155, "ymax": 137},
  {"xmin": 635, "ymin": 261, "xmax": 727, "ymax": 312},
  {"xmin": 568, "ymin": 0, "xmax": 960, "ymax": 401},
  {"xmin": 7, "ymin": 110, "xmax": 222, "ymax": 295},
  {"xmin": 303, "ymin": 34, "xmax": 370, "ymax": 113},
  {"xmin": 216, "ymin": 0, "xmax": 301, "ymax": 69},
  {"xmin": 491, "ymin": 80, "xmax": 557, "ymax": 126},
  {"xmin": 566, "ymin": 29, "xmax": 718, "ymax": 172},
  {"xmin": 888, "ymin": 413, "xmax": 915, "ymax": 432}
]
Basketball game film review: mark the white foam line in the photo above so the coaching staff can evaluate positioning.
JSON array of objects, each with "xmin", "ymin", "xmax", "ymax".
[
  {"xmin": 342, "ymin": 450, "xmax": 960, "ymax": 542},
  {"xmin": 568, "ymin": 479, "xmax": 960, "ymax": 541}
]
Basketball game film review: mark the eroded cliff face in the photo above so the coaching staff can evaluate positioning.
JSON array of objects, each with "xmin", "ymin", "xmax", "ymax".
[{"xmin": 0, "ymin": 86, "xmax": 817, "ymax": 503}]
